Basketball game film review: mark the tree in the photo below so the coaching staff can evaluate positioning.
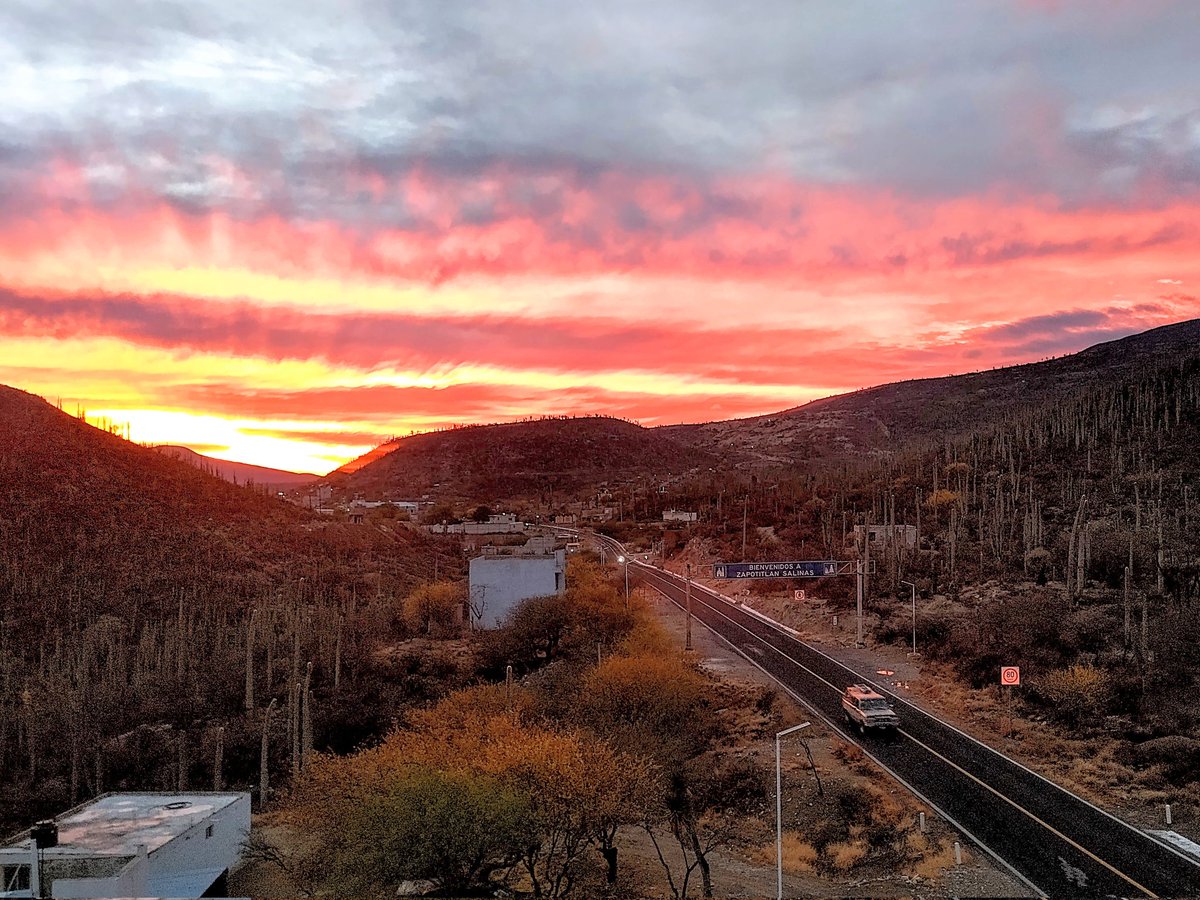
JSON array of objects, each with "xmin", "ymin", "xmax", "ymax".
[
  {"xmin": 576, "ymin": 653, "xmax": 715, "ymax": 769},
  {"xmin": 403, "ymin": 580, "xmax": 465, "ymax": 634},
  {"xmin": 422, "ymin": 501, "xmax": 458, "ymax": 525},
  {"xmin": 294, "ymin": 757, "xmax": 529, "ymax": 896},
  {"xmin": 297, "ymin": 685, "xmax": 647, "ymax": 898},
  {"xmin": 584, "ymin": 743, "xmax": 656, "ymax": 887},
  {"xmin": 340, "ymin": 768, "xmax": 529, "ymax": 895},
  {"xmin": 644, "ymin": 754, "xmax": 768, "ymax": 899},
  {"xmin": 471, "ymin": 505, "xmax": 495, "ymax": 522}
]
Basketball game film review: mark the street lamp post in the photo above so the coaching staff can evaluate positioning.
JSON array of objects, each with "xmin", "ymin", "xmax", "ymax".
[
  {"xmin": 901, "ymin": 580, "xmax": 917, "ymax": 656},
  {"xmin": 776, "ymin": 721, "xmax": 811, "ymax": 900},
  {"xmin": 617, "ymin": 555, "xmax": 629, "ymax": 611}
]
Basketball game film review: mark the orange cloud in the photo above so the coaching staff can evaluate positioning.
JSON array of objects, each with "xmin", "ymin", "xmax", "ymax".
[{"xmin": 4, "ymin": 163, "xmax": 1200, "ymax": 471}]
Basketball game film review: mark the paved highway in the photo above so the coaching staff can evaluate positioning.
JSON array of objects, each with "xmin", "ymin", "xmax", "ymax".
[{"xmin": 590, "ymin": 534, "xmax": 1200, "ymax": 899}]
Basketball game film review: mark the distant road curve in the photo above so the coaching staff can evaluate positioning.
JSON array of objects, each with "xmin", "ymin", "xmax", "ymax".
[{"xmin": 584, "ymin": 531, "xmax": 1200, "ymax": 899}]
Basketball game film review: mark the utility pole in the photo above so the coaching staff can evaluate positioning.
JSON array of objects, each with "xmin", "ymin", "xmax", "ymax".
[
  {"xmin": 618, "ymin": 555, "xmax": 630, "ymax": 611},
  {"xmin": 856, "ymin": 522, "xmax": 870, "ymax": 648},
  {"xmin": 742, "ymin": 496, "xmax": 748, "ymax": 559},
  {"xmin": 901, "ymin": 580, "xmax": 917, "ymax": 656},
  {"xmin": 856, "ymin": 562, "xmax": 864, "ymax": 648},
  {"xmin": 685, "ymin": 563, "xmax": 693, "ymax": 651}
]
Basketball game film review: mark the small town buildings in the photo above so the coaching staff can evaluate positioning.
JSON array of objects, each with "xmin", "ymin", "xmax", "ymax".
[
  {"xmin": 578, "ymin": 506, "xmax": 615, "ymax": 523},
  {"xmin": 0, "ymin": 792, "xmax": 250, "ymax": 899},
  {"xmin": 662, "ymin": 509, "xmax": 698, "ymax": 524},
  {"xmin": 468, "ymin": 549, "xmax": 567, "ymax": 628},
  {"xmin": 429, "ymin": 513, "xmax": 527, "ymax": 535},
  {"xmin": 299, "ymin": 484, "xmax": 333, "ymax": 509}
]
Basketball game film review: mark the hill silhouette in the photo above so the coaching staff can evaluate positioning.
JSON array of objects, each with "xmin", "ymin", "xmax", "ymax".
[{"xmin": 335, "ymin": 415, "xmax": 714, "ymax": 500}]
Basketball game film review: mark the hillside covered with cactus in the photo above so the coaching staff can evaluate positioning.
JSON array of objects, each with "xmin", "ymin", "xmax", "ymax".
[{"xmin": 0, "ymin": 386, "xmax": 458, "ymax": 826}]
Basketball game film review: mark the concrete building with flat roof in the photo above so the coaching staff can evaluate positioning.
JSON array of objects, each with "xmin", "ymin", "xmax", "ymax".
[{"xmin": 0, "ymin": 792, "xmax": 249, "ymax": 898}]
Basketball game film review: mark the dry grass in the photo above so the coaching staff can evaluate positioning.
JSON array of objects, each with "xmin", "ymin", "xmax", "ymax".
[
  {"xmin": 910, "ymin": 839, "xmax": 969, "ymax": 878},
  {"xmin": 750, "ymin": 832, "xmax": 819, "ymax": 874},
  {"xmin": 830, "ymin": 739, "xmax": 869, "ymax": 776},
  {"xmin": 824, "ymin": 839, "xmax": 869, "ymax": 871}
]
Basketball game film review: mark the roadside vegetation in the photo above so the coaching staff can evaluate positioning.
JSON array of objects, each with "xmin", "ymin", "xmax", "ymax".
[
  {"xmin": 246, "ymin": 557, "xmax": 974, "ymax": 898},
  {"xmin": 255, "ymin": 558, "xmax": 768, "ymax": 898},
  {"xmin": 653, "ymin": 356, "xmax": 1200, "ymax": 819}
]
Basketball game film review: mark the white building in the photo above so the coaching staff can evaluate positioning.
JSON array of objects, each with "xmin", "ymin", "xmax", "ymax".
[
  {"xmin": 663, "ymin": 509, "xmax": 698, "ymax": 524},
  {"xmin": 469, "ymin": 550, "xmax": 566, "ymax": 628},
  {"xmin": 0, "ymin": 792, "xmax": 250, "ymax": 899},
  {"xmin": 852, "ymin": 524, "xmax": 919, "ymax": 550}
]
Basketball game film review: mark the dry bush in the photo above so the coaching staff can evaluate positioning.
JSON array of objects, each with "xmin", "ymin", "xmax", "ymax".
[
  {"xmin": 750, "ymin": 833, "xmax": 818, "ymax": 874},
  {"xmin": 616, "ymin": 612, "xmax": 675, "ymax": 657},
  {"xmin": 1034, "ymin": 664, "xmax": 1111, "ymax": 727},
  {"xmin": 824, "ymin": 839, "xmax": 868, "ymax": 871},
  {"xmin": 910, "ymin": 839, "xmax": 964, "ymax": 878},
  {"xmin": 903, "ymin": 830, "xmax": 931, "ymax": 857},
  {"xmin": 575, "ymin": 651, "xmax": 717, "ymax": 766},
  {"xmin": 403, "ymin": 580, "xmax": 465, "ymax": 634},
  {"xmin": 1132, "ymin": 735, "xmax": 1200, "ymax": 784}
]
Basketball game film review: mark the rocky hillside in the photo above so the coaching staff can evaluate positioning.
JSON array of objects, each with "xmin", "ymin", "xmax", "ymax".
[{"xmin": 0, "ymin": 385, "xmax": 451, "ymax": 826}]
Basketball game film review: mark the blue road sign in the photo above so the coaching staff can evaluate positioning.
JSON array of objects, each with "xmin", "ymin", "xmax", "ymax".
[{"xmin": 712, "ymin": 560, "xmax": 840, "ymax": 579}]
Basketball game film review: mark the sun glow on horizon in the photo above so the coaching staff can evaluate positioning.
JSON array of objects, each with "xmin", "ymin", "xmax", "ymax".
[{"xmin": 88, "ymin": 408, "xmax": 378, "ymax": 476}]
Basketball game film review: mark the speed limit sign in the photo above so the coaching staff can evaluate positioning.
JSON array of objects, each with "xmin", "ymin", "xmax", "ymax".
[{"xmin": 1000, "ymin": 666, "xmax": 1020, "ymax": 686}]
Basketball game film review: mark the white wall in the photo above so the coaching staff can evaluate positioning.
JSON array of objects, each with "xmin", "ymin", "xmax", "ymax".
[
  {"xmin": 144, "ymin": 794, "xmax": 250, "ymax": 897},
  {"xmin": 52, "ymin": 856, "xmax": 146, "ymax": 900},
  {"xmin": 469, "ymin": 551, "xmax": 566, "ymax": 628}
]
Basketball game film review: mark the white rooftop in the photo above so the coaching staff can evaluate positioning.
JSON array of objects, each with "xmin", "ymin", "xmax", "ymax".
[{"xmin": 2, "ymin": 793, "xmax": 243, "ymax": 858}]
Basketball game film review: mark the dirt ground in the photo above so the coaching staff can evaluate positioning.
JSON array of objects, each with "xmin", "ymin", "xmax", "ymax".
[{"xmin": 635, "ymin": 587, "xmax": 1034, "ymax": 899}]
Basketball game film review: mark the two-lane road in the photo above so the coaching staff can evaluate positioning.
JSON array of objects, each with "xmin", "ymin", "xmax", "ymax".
[{"xmin": 589, "ymin": 534, "xmax": 1200, "ymax": 898}]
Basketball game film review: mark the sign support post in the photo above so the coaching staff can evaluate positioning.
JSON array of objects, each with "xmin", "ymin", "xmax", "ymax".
[
  {"xmin": 1000, "ymin": 667, "xmax": 1021, "ymax": 737},
  {"xmin": 856, "ymin": 560, "xmax": 865, "ymax": 648}
]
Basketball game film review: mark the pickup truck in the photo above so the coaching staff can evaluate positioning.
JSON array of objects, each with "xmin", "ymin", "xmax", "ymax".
[{"xmin": 841, "ymin": 684, "xmax": 900, "ymax": 734}]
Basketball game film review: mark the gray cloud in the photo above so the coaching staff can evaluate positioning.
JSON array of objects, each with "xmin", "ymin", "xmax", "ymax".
[{"xmin": 3, "ymin": 0, "xmax": 1200, "ymax": 225}]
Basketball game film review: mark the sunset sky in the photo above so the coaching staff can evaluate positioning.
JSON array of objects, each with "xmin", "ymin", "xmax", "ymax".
[{"xmin": 4, "ymin": 1, "xmax": 1200, "ymax": 474}]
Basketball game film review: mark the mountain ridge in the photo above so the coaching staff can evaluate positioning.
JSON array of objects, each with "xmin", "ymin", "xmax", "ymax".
[
  {"xmin": 657, "ymin": 317, "xmax": 1200, "ymax": 465},
  {"xmin": 333, "ymin": 415, "xmax": 714, "ymax": 501}
]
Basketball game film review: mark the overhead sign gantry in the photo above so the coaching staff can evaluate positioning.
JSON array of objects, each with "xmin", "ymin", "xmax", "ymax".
[
  {"xmin": 712, "ymin": 558, "xmax": 876, "ymax": 647},
  {"xmin": 712, "ymin": 560, "xmax": 859, "ymax": 579}
]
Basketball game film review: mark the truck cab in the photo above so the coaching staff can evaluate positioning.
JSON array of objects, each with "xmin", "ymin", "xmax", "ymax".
[{"xmin": 841, "ymin": 684, "xmax": 900, "ymax": 734}]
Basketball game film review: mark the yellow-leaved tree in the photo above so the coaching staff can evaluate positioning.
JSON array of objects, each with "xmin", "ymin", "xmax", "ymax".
[{"xmin": 296, "ymin": 684, "xmax": 651, "ymax": 897}]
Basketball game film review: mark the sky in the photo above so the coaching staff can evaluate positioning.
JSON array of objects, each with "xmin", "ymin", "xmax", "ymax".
[{"xmin": 4, "ymin": 1, "xmax": 1200, "ymax": 475}]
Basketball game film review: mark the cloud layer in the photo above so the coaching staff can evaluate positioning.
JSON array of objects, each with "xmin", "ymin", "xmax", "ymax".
[{"xmin": 3, "ymin": 0, "xmax": 1200, "ymax": 472}]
